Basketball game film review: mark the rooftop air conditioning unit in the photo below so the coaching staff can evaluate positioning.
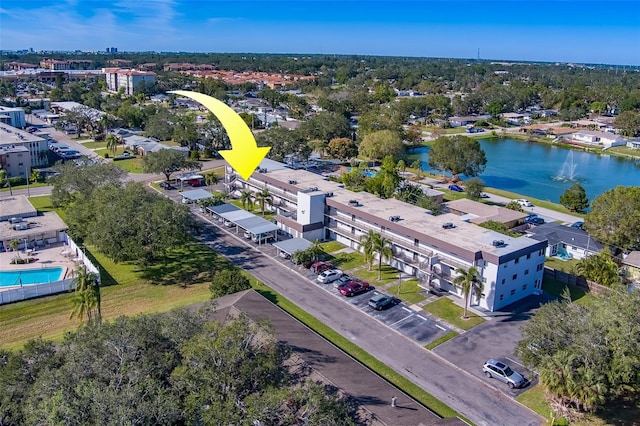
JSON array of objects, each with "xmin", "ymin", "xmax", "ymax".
[
  {"xmin": 492, "ymin": 240, "xmax": 505, "ymax": 247},
  {"xmin": 288, "ymin": 180, "xmax": 297, "ymax": 185},
  {"xmin": 9, "ymin": 217, "xmax": 22, "ymax": 224},
  {"xmin": 326, "ymin": 192, "xmax": 333, "ymax": 197}
]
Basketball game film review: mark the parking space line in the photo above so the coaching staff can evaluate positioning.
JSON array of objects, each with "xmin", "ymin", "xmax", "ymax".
[
  {"xmin": 506, "ymin": 357, "xmax": 526, "ymax": 369},
  {"xmin": 401, "ymin": 306, "xmax": 412, "ymax": 314},
  {"xmin": 389, "ymin": 315, "xmax": 414, "ymax": 327},
  {"xmin": 416, "ymin": 315, "xmax": 427, "ymax": 321},
  {"xmin": 435, "ymin": 324, "xmax": 446, "ymax": 331}
]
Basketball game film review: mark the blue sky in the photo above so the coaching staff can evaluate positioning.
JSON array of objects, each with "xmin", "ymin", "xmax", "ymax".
[{"xmin": 1, "ymin": 1, "xmax": 639, "ymax": 65}]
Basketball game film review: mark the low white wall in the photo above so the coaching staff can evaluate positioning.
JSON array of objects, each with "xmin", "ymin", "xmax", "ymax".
[{"xmin": 0, "ymin": 279, "xmax": 74, "ymax": 305}]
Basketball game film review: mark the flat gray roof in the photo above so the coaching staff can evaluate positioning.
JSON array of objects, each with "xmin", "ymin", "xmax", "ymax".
[
  {"xmin": 0, "ymin": 195, "xmax": 37, "ymax": 222},
  {"xmin": 181, "ymin": 189, "xmax": 213, "ymax": 201},
  {"xmin": 256, "ymin": 166, "xmax": 540, "ymax": 257},
  {"xmin": 273, "ymin": 238, "xmax": 313, "ymax": 255}
]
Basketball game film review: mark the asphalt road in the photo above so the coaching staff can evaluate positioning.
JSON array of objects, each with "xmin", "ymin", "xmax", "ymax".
[{"xmin": 184, "ymin": 204, "xmax": 544, "ymax": 426}]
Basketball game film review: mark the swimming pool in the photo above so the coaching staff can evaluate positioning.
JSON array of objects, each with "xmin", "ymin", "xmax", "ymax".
[{"xmin": 0, "ymin": 267, "xmax": 64, "ymax": 287}]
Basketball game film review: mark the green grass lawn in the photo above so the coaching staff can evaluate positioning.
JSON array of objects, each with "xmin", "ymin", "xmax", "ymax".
[
  {"xmin": 320, "ymin": 240, "xmax": 346, "ymax": 253},
  {"xmin": 28, "ymin": 195, "xmax": 55, "ymax": 212},
  {"xmin": 424, "ymin": 331, "xmax": 458, "ymax": 350},
  {"xmin": 480, "ymin": 187, "xmax": 585, "ymax": 218},
  {"xmin": 423, "ymin": 298, "xmax": 485, "ymax": 330},
  {"xmin": 0, "ymin": 241, "xmax": 222, "ymax": 350},
  {"xmin": 542, "ymin": 277, "xmax": 592, "ymax": 305},
  {"xmin": 81, "ymin": 141, "xmax": 108, "ymax": 149},
  {"xmin": 113, "ymin": 157, "xmax": 145, "ymax": 173},
  {"xmin": 516, "ymin": 385, "xmax": 555, "ymax": 423},
  {"xmin": 324, "ymin": 251, "xmax": 366, "ymax": 270},
  {"xmin": 544, "ymin": 257, "xmax": 579, "ymax": 274},
  {"xmin": 356, "ymin": 265, "xmax": 403, "ymax": 285},
  {"xmin": 385, "ymin": 279, "xmax": 427, "ymax": 304}
]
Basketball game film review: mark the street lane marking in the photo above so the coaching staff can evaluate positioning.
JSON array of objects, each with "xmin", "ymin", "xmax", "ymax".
[{"xmin": 389, "ymin": 315, "xmax": 414, "ymax": 327}]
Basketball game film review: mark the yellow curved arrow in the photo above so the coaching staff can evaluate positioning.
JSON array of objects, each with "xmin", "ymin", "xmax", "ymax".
[{"xmin": 169, "ymin": 90, "xmax": 270, "ymax": 180}]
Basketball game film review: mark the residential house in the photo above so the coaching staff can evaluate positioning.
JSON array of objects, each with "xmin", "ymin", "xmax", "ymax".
[
  {"xmin": 526, "ymin": 222, "xmax": 603, "ymax": 261},
  {"xmin": 626, "ymin": 139, "xmax": 640, "ymax": 149},
  {"xmin": 448, "ymin": 115, "xmax": 490, "ymax": 128},
  {"xmin": 622, "ymin": 251, "xmax": 640, "ymax": 285},
  {"xmin": 572, "ymin": 130, "xmax": 625, "ymax": 148}
]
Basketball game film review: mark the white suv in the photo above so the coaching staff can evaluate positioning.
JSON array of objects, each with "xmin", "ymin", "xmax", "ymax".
[{"xmin": 317, "ymin": 269, "xmax": 343, "ymax": 284}]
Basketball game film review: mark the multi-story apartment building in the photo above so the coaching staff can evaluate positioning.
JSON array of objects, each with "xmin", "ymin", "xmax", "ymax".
[
  {"xmin": 0, "ymin": 106, "xmax": 26, "ymax": 128},
  {"xmin": 0, "ymin": 123, "xmax": 48, "ymax": 169},
  {"xmin": 226, "ymin": 159, "xmax": 547, "ymax": 312},
  {"xmin": 0, "ymin": 144, "xmax": 31, "ymax": 178},
  {"xmin": 103, "ymin": 68, "xmax": 156, "ymax": 95}
]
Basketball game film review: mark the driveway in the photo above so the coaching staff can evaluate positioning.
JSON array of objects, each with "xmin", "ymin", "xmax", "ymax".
[{"xmin": 433, "ymin": 294, "xmax": 554, "ymax": 398}]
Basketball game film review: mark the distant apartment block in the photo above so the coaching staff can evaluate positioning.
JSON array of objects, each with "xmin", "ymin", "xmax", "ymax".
[
  {"xmin": 225, "ymin": 159, "xmax": 547, "ymax": 312},
  {"xmin": 0, "ymin": 106, "xmax": 26, "ymax": 128},
  {"xmin": 3, "ymin": 62, "xmax": 38, "ymax": 71},
  {"xmin": 184, "ymin": 69, "xmax": 316, "ymax": 89},
  {"xmin": 0, "ymin": 123, "xmax": 47, "ymax": 171},
  {"xmin": 103, "ymin": 68, "xmax": 156, "ymax": 95},
  {"xmin": 39, "ymin": 58, "xmax": 92, "ymax": 71}
]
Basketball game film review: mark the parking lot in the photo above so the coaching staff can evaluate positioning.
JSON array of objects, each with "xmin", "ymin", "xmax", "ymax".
[
  {"xmin": 294, "ymin": 265, "xmax": 451, "ymax": 346},
  {"xmin": 432, "ymin": 294, "xmax": 552, "ymax": 396}
]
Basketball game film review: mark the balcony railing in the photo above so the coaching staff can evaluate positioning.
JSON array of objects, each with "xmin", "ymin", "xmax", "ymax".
[{"xmin": 326, "ymin": 216, "xmax": 434, "ymax": 258}]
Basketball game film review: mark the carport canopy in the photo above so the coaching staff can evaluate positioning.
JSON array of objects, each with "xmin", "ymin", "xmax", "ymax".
[
  {"xmin": 272, "ymin": 238, "xmax": 313, "ymax": 256},
  {"xmin": 207, "ymin": 203, "xmax": 278, "ymax": 235},
  {"xmin": 181, "ymin": 188, "xmax": 213, "ymax": 202}
]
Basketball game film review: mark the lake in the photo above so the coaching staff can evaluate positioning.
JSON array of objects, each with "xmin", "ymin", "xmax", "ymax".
[{"xmin": 407, "ymin": 138, "xmax": 640, "ymax": 203}]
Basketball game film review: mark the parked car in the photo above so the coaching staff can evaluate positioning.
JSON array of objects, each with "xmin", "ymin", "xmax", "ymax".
[
  {"xmin": 570, "ymin": 221, "xmax": 584, "ymax": 229},
  {"xmin": 480, "ymin": 192, "xmax": 490, "ymax": 198},
  {"xmin": 338, "ymin": 280, "xmax": 372, "ymax": 297},
  {"xmin": 525, "ymin": 214, "xmax": 544, "ymax": 225},
  {"xmin": 159, "ymin": 181, "xmax": 175, "ymax": 190},
  {"xmin": 368, "ymin": 293, "xmax": 400, "ymax": 310},
  {"xmin": 311, "ymin": 261, "xmax": 334, "ymax": 274},
  {"xmin": 243, "ymin": 230, "xmax": 252, "ymax": 239},
  {"xmin": 317, "ymin": 269, "xmax": 343, "ymax": 284},
  {"xmin": 482, "ymin": 359, "xmax": 526, "ymax": 389},
  {"xmin": 448, "ymin": 184, "xmax": 464, "ymax": 192},
  {"xmin": 515, "ymin": 199, "xmax": 533, "ymax": 208},
  {"xmin": 333, "ymin": 274, "xmax": 351, "ymax": 288}
]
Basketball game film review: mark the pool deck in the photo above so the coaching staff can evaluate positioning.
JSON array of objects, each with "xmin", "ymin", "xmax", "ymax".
[{"xmin": 0, "ymin": 242, "xmax": 78, "ymax": 289}]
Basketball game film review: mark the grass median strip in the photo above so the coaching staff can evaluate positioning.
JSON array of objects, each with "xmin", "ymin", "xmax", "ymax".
[
  {"xmin": 423, "ymin": 298, "xmax": 485, "ymax": 330},
  {"xmin": 424, "ymin": 331, "xmax": 459, "ymax": 350}
]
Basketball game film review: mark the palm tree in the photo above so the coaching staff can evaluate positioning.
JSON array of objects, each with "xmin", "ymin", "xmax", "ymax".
[
  {"xmin": 30, "ymin": 169, "xmax": 41, "ymax": 183},
  {"xmin": 254, "ymin": 188, "xmax": 273, "ymax": 217},
  {"xmin": 410, "ymin": 160, "xmax": 423, "ymax": 179},
  {"xmin": 307, "ymin": 239, "xmax": 324, "ymax": 262},
  {"xmin": 239, "ymin": 190, "xmax": 255, "ymax": 211},
  {"xmin": 205, "ymin": 172, "xmax": 219, "ymax": 191},
  {"xmin": 359, "ymin": 230, "xmax": 378, "ymax": 271},
  {"xmin": 9, "ymin": 239, "xmax": 21, "ymax": 260},
  {"xmin": 105, "ymin": 134, "xmax": 121, "ymax": 156},
  {"xmin": 452, "ymin": 266, "xmax": 484, "ymax": 319},
  {"xmin": 372, "ymin": 235, "xmax": 393, "ymax": 280},
  {"xmin": 69, "ymin": 265, "xmax": 101, "ymax": 324}
]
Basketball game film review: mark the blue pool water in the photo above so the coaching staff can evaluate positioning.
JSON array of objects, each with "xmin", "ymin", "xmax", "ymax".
[{"xmin": 0, "ymin": 267, "xmax": 64, "ymax": 287}]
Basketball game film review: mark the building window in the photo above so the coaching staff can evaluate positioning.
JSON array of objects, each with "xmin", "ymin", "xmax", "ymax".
[
  {"xmin": 499, "ymin": 294, "xmax": 504, "ymax": 301},
  {"xmin": 512, "ymin": 274, "xmax": 517, "ymax": 280},
  {"xmin": 351, "ymin": 214, "xmax": 355, "ymax": 221},
  {"xmin": 524, "ymin": 269, "xmax": 529, "ymax": 275},
  {"xmin": 522, "ymin": 284, "xmax": 527, "ymax": 290},
  {"xmin": 514, "ymin": 257, "xmax": 519, "ymax": 264},
  {"xmin": 482, "ymin": 277, "xmax": 487, "ymax": 283},
  {"xmin": 510, "ymin": 289, "xmax": 516, "ymax": 296},
  {"xmin": 526, "ymin": 253, "xmax": 531, "ymax": 259},
  {"xmin": 414, "ymin": 238, "xmax": 419, "ymax": 247},
  {"xmin": 539, "ymin": 249, "xmax": 545, "ymax": 256},
  {"xmin": 537, "ymin": 263, "xmax": 544, "ymax": 272}
]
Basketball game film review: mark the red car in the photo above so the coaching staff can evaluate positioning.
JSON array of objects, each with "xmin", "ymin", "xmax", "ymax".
[
  {"xmin": 311, "ymin": 261, "xmax": 333, "ymax": 274},
  {"xmin": 338, "ymin": 280, "xmax": 371, "ymax": 297}
]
